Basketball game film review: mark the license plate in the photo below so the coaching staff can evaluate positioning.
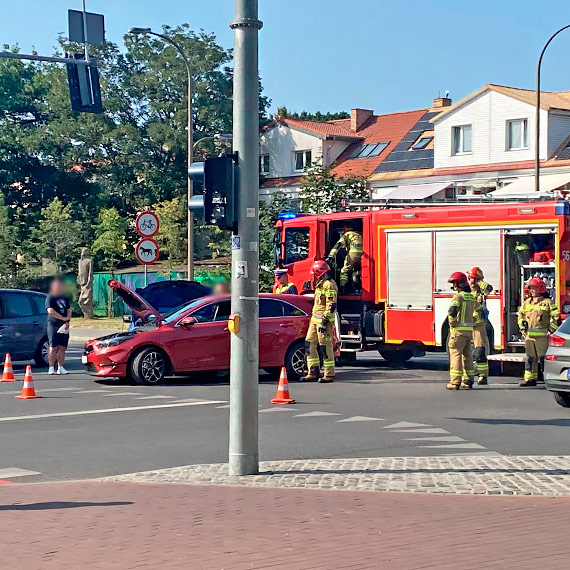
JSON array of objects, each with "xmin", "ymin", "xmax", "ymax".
[{"xmin": 81, "ymin": 355, "xmax": 88, "ymax": 365}]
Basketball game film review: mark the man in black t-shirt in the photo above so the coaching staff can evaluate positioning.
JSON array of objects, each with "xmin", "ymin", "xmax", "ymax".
[{"xmin": 45, "ymin": 277, "xmax": 72, "ymax": 375}]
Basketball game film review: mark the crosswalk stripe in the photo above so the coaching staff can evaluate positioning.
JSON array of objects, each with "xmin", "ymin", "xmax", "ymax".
[
  {"xmin": 392, "ymin": 428, "xmax": 449, "ymax": 434},
  {"xmin": 418, "ymin": 442, "xmax": 487, "ymax": 449},
  {"xmin": 337, "ymin": 416, "xmax": 384, "ymax": 423},
  {"xmin": 383, "ymin": 421, "xmax": 432, "ymax": 429},
  {"xmin": 294, "ymin": 411, "xmax": 342, "ymax": 418},
  {"xmin": 102, "ymin": 392, "xmax": 143, "ymax": 397},
  {"xmin": 135, "ymin": 395, "xmax": 176, "ymax": 400},
  {"xmin": 0, "ymin": 468, "xmax": 41, "ymax": 478},
  {"xmin": 259, "ymin": 407, "xmax": 300, "ymax": 413},
  {"xmin": 0, "ymin": 387, "xmax": 80, "ymax": 395},
  {"xmin": 404, "ymin": 436, "xmax": 465, "ymax": 442}
]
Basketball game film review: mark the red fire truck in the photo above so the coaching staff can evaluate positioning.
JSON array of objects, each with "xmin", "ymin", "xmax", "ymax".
[{"xmin": 274, "ymin": 199, "xmax": 570, "ymax": 365}]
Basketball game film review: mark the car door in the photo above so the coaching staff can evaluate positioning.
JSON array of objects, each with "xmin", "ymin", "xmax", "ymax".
[
  {"xmin": 171, "ymin": 300, "xmax": 231, "ymax": 372},
  {"xmin": 29, "ymin": 293, "xmax": 48, "ymax": 349},
  {"xmin": 0, "ymin": 292, "xmax": 38, "ymax": 360}
]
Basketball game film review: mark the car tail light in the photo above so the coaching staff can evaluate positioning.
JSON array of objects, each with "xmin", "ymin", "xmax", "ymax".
[
  {"xmin": 549, "ymin": 335, "xmax": 566, "ymax": 347},
  {"xmin": 545, "ymin": 354, "xmax": 558, "ymax": 361}
]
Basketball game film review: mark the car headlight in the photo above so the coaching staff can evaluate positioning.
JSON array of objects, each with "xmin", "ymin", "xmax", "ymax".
[{"xmin": 96, "ymin": 335, "xmax": 134, "ymax": 349}]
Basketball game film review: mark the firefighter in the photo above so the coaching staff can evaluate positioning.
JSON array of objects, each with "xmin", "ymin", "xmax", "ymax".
[
  {"xmin": 518, "ymin": 277, "xmax": 559, "ymax": 387},
  {"xmin": 302, "ymin": 260, "xmax": 338, "ymax": 383},
  {"xmin": 447, "ymin": 271, "xmax": 478, "ymax": 390},
  {"xmin": 326, "ymin": 225, "xmax": 363, "ymax": 292},
  {"xmin": 467, "ymin": 267, "xmax": 493, "ymax": 385},
  {"xmin": 273, "ymin": 269, "xmax": 298, "ymax": 294}
]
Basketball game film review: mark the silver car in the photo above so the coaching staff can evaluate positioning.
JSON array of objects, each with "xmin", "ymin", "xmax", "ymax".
[{"xmin": 544, "ymin": 317, "xmax": 570, "ymax": 407}]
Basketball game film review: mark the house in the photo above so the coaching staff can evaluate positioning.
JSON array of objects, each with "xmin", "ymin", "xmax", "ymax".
[{"xmin": 369, "ymin": 84, "xmax": 570, "ymax": 199}]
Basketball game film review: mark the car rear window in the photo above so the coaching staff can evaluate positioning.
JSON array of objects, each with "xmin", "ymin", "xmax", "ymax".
[
  {"xmin": 1, "ymin": 292, "xmax": 34, "ymax": 318},
  {"xmin": 30, "ymin": 294, "xmax": 47, "ymax": 315},
  {"xmin": 260, "ymin": 299, "xmax": 307, "ymax": 318},
  {"xmin": 557, "ymin": 316, "xmax": 570, "ymax": 335}
]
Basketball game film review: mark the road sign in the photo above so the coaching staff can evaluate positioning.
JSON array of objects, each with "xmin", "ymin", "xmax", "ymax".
[
  {"xmin": 135, "ymin": 238, "xmax": 159, "ymax": 265},
  {"xmin": 136, "ymin": 211, "xmax": 159, "ymax": 237},
  {"xmin": 68, "ymin": 10, "xmax": 105, "ymax": 45}
]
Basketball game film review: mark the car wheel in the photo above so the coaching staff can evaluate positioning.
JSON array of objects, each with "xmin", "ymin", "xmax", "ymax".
[
  {"xmin": 34, "ymin": 337, "xmax": 50, "ymax": 367},
  {"xmin": 379, "ymin": 349, "xmax": 413, "ymax": 366},
  {"xmin": 284, "ymin": 341, "xmax": 306, "ymax": 381},
  {"xmin": 131, "ymin": 347, "xmax": 168, "ymax": 385},
  {"xmin": 554, "ymin": 391, "xmax": 570, "ymax": 408}
]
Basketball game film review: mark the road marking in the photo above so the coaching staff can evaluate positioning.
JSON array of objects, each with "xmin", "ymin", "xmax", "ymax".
[
  {"xmin": 215, "ymin": 404, "xmax": 230, "ymax": 409},
  {"xmin": 135, "ymin": 395, "xmax": 176, "ymax": 400},
  {"xmin": 337, "ymin": 416, "xmax": 385, "ymax": 423},
  {"xmin": 259, "ymin": 407, "xmax": 300, "ymax": 413},
  {"xmin": 0, "ymin": 400, "xmax": 227, "ymax": 423},
  {"xmin": 433, "ymin": 451, "xmax": 502, "ymax": 457},
  {"xmin": 392, "ymin": 428, "xmax": 449, "ymax": 434},
  {"xmin": 418, "ymin": 442, "xmax": 487, "ymax": 449},
  {"xmin": 102, "ymin": 392, "xmax": 143, "ymax": 397},
  {"xmin": 74, "ymin": 389, "xmax": 113, "ymax": 394},
  {"xmin": 0, "ymin": 468, "xmax": 41, "ymax": 478},
  {"xmin": 293, "ymin": 411, "xmax": 342, "ymax": 418},
  {"xmin": 383, "ymin": 421, "xmax": 432, "ymax": 429},
  {"xmin": 404, "ymin": 436, "xmax": 465, "ymax": 442},
  {"xmin": 0, "ymin": 387, "xmax": 81, "ymax": 395},
  {"xmin": 171, "ymin": 398, "xmax": 215, "ymax": 403}
]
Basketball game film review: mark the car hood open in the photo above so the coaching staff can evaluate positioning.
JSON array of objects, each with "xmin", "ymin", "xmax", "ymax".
[{"xmin": 108, "ymin": 279, "xmax": 163, "ymax": 323}]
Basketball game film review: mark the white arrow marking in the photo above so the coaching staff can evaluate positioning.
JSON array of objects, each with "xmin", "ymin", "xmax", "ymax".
[
  {"xmin": 337, "ymin": 416, "xmax": 384, "ymax": 423},
  {"xmin": 383, "ymin": 421, "xmax": 432, "ymax": 429},
  {"xmin": 294, "ymin": 411, "xmax": 342, "ymax": 418}
]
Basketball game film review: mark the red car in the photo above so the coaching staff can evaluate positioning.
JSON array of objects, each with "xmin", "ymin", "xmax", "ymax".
[{"xmin": 82, "ymin": 280, "xmax": 314, "ymax": 385}]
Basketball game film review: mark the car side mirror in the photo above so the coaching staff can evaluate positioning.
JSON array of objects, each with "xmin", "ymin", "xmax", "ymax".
[
  {"xmin": 180, "ymin": 316, "xmax": 197, "ymax": 327},
  {"xmin": 122, "ymin": 315, "xmax": 132, "ymax": 323}
]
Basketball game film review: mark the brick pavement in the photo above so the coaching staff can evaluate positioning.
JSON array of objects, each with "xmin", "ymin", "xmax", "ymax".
[{"xmin": 2, "ymin": 480, "xmax": 570, "ymax": 570}]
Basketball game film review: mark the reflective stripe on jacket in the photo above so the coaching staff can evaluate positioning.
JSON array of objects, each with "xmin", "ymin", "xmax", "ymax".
[
  {"xmin": 472, "ymin": 280, "xmax": 493, "ymax": 325},
  {"xmin": 329, "ymin": 231, "xmax": 363, "ymax": 257},
  {"xmin": 448, "ymin": 291, "xmax": 477, "ymax": 331},
  {"xmin": 312, "ymin": 277, "xmax": 338, "ymax": 321},
  {"xmin": 275, "ymin": 283, "xmax": 297, "ymax": 295},
  {"xmin": 518, "ymin": 297, "xmax": 559, "ymax": 335}
]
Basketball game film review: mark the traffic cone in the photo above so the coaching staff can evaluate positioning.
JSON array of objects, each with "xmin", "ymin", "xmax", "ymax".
[
  {"xmin": 1, "ymin": 354, "xmax": 16, "ymax": 382},
  {"xmin": 271, "ymin": 367, "xmax": 295, "ymax": 405},
  {"xmin": 15, "ymin": 366, "xmax": 41, "ymax": 400}
]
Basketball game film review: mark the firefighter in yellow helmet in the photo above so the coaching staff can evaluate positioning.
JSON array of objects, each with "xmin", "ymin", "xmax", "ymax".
[
  {"xmin": 302, "ymin": 260, "xmax": 338, "ymax": 383},
  {"xmin": 326, "ymin": 224, "xmax": 363, "ymax": 293},
  {"xmin": 273, "ymin": 269, "xmax": 298, "ymax": 295},
  {"xmin": 467, "ymin": 266, "xmax": 493, "ymax": 385},
  {"xmin": 518, "ymin": 277, "xmax": 559, "ymax": 387},
  {"xmin": 447, "ymin": 272, "xmax": 479, "ymax": 390}
]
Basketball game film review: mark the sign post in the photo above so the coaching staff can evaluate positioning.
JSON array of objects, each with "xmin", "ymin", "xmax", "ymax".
[{"xmin": 135, "ymin": 211, "xmax": 160, "ymax": 287}]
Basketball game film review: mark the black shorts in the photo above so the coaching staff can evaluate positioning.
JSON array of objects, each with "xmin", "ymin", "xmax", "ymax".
[{"xmin": 47, "ymin": 321, "xmax": 69, "ymax": 349}]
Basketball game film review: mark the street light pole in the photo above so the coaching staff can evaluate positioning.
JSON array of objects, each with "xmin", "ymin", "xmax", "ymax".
[
  {"xmin": 128, "ymin": 28, "xmax": 194, "ymax": 280},
  {"xmin": 535, "ymin": 24, "xmax": 570, "ymax": 192},
  {"xmin": 228, "ymin": 0, "xmax": 262, "ymax": 477}
]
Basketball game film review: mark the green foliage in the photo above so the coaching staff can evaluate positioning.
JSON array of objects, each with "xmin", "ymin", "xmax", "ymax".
[
  {"xmin": 92, "ymin": 208, "xmax": 128, "ymax": 271},
  {"xmin": 275, "ymin": 107, "xmax": 349, "ymax": 121},
  {"xmin": 153, "ymin": 197, "xmax": 187, "ymax": 268},
  {"xmin": 0, "ymin": 192, "xmax": 17, "ymax": 286}
]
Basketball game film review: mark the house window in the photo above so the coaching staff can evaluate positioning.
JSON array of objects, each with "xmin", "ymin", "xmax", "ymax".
[
  {"xmin": 349, "ymin": 142, "xmax": 389, "ymax": 159},
  {"xmin": 260, "ymin": 154, "xmax": 270, "ymax": 175},
  {"xmin": 507, "ymin": 119, "xmax": 529, "ymax": 150},
  {"xmin": 294, "ymin": 150, "xmax": 312, "ymax": 171},
  {"xmin": 412, "ymin": 136, "xmax": 433, "ymax": 150},
  {"xmin": 452, "ymin": 125, "xmax": 472, "ymax": 154}
]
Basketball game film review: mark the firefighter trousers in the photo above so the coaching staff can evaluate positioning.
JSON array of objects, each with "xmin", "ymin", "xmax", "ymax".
[
  {"xmin": 339, "ymin": 252, "xmax": 362, "ymax": 287},
  {"xmin": 305, "ymin": 318, "xmax": 335, "ymax": 378},
  {"xmin": 473, "ymin": 323, "xmax": 490, "ymax": 379},
  {"xmin": 524, "ymin": 335, "xmax": 548, "ymax": 383},
  {"xmin": 448, "ymin": 328, "xmax": 474, "ymax": 386}
]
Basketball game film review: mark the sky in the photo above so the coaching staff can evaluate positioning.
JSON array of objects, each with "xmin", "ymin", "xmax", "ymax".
[{"xmin": 2, "ymin": 0, "xmax": 570, "ymax": 115}]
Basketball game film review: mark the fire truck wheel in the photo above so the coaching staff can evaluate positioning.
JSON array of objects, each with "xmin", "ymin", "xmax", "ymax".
[
  {"xmin": 554, "ymin": 391, "xmax": 570, "ymax": 408},
  {"xmin": 379, "ymin": 349, "xmax": 413, "ymax": 365}
]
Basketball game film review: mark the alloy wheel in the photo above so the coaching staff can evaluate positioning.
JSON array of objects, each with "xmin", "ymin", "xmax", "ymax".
[
  {"xmin": 141, "ymin": 351, "xmax": 165, "ymax": 384},
  {"xmin": 291, "ymin": 346, "xmax": 306, "ymax": 376}
]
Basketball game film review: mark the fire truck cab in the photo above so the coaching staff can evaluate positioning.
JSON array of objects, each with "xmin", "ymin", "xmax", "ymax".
[{"xmin": 274, "ymin": 199, "xmax": 570, "ymax": 365}]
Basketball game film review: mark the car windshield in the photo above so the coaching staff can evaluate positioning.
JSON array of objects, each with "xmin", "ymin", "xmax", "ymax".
[{"xmin": 163, "ymin": 299, "xmax": 205, "ymax": 323}]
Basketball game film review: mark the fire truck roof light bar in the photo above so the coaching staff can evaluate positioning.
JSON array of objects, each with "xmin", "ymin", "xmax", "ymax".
[{"xmin": 344, "ymin": 196, "xmax": 567, "ymax": 209}]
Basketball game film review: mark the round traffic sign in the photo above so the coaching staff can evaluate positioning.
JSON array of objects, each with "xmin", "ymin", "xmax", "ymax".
[
  {"xmin": 135, "ymin": 238, "xmax": 160, "ymax": 265},
  {"xmin": 136, "ymin": 211, "xmax": 159, "ymax": 237}
]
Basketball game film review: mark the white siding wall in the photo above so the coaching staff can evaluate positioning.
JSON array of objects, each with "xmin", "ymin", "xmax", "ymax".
[
  {"xmin": 259, "ymin": 124, "xmax": 324, "ymax": 178},
  {"xmin": 548, "ymin": 113, "xmax": 570, "ymax": 156},
  {"xmin": 434, "ymin": 90, "xmax": 549, "ymax": 169},
  {"xmin": 323, "ymin": 140, "xmax": 350, "ymax": 166}
]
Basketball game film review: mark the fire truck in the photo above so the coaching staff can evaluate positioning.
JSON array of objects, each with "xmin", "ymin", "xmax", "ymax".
[{"xmin": 274, "ymin": 199, "xmax": 570, "ymax": 365}]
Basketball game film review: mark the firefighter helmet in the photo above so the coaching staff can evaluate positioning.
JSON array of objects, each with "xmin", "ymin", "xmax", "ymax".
[
  {"xmin": 467, "ymin": 267, "xmax": 484, "ymax": 280},
  {"xmin": 310, "ymin": 260, "xmax": 331, "ymax": 281},
  {"xmin": 527, "ymin": 277, "xmax": 547, "ymax": 294},
  {"xmin": 448, "ymin": 271, "xmax": 468, "ymax": 286}
]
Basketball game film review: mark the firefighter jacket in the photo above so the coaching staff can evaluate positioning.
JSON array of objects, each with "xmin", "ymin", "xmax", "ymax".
[
  {"xmin": 312, "ymin": 277, "xmax": 338, "ymax": 322},
  {"xmin": 329, "ymin": 231, "xmax": 363, "ymax": 258},
  {"xmin": 472, "ymin": 280, "xmax": 493, "ymax": 326},
  {"xmin": 275, "ymin": 282, "xmax": 298, "ymax": 295},
  {"xmin": 518, "ymin": 297, "xmax": 559, "ymax": 337},
  {"xmin": 448, "ymin": 290, "xmax": 478, "ymax": 331}
]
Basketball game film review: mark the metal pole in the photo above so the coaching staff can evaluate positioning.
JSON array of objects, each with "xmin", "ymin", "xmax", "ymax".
[
  {"xmin": 144, "ymin": 264, "xmax": 148, "ymax": 287},
  {"xmin": 228, "ymin": 0, "xmax": 262, "ymax": 476},
  {"xmin": 81, "ymin": 0, "xmax": 90, "ymax": 63},
  {"xmin": 535, "ymin": 24, "xmax": 570, "ymax": 192}
]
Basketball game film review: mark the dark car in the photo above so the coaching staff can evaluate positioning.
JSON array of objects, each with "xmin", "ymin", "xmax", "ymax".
[{"xmin": 0, "ymin": 289, "xmax": 49, "ymax": 366}]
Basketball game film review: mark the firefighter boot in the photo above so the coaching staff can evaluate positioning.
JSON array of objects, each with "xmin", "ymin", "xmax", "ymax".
[
  {"xmin": 446, "ymin": 382, "xmax": 460, "ymax": 390},
  {"xmin": 301, "ymin": 366, "xmax": 320, "ymax": 382},
  {"xmin": 460, "ymin": 379, "xmax": 474, "ymax": 389},
  {"xmin": 477, "ymin": 376, "xmax": 488, "ymax": 385}
]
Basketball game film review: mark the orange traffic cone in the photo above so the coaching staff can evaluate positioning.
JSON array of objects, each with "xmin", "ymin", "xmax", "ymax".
[
  {"xmin": 15, "ymin": 366, "xmax": 41, "ymax": 400},
  {"xmin": 271, "ymin": 367, "xmax": 295, "ymax": 405},
  {"xmin": 1, "ymin": 354, "xmax": 16, "ymax": 382}
]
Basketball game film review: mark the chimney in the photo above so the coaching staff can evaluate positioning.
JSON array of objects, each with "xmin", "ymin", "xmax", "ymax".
[
  {"xmin": 351, "ymin": 108, "xmax": 373, "ymax": 132},
  {"xmin": 432, "ymin": 96, "xmax": 452, "ymax": 108}
]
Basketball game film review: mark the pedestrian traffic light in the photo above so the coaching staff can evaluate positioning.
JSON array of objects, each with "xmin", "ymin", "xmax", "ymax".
[
  {"xmin": 66, "ymin": 54, "xmax": 103, "ymax": 114},
  {"xmin": 188, "ymin": 152, "xmax": 238, "ymax": 232}
]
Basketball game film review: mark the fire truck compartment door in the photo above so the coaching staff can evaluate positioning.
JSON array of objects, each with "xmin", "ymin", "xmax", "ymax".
[
  {"xmin": 434, "ymin": 229, "xmax": 502, "ymax": 294},
  {"xmin": 387, "ymin": 231, "xmax": 433, "ymax": 308}
]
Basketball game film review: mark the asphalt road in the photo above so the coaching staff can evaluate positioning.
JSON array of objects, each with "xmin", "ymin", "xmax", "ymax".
[{"xmin": 0, "ymin": 344, "xmax": 569, "ymax": 483}]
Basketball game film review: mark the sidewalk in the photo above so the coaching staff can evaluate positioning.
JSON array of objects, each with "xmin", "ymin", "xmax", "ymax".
[{"xmin": 1, "ymin": 480, "xmax": 568, "ymax": 569}]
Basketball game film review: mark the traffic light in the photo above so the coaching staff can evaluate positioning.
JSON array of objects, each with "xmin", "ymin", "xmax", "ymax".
[
  {"xmin": 66, "ymin": 54, "xmax": 103, "ymax": 114},
  {"xmin": 188, "ymin": 152, "xmax": 238, "ymax": 232}
]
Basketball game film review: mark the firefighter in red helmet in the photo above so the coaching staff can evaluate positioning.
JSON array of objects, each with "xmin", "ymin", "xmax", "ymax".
[
  {"xmin": 302, "ymin": 260, "xmax": 338, "ymax": 382},
  {"xmin": 518, "ymin": 277, "xmax": 559, "ymax": 386},
  {"xmin": 447, "ymin": 271, "xmax": 479, "ymax": 390},
  {"xmin": 467, "ymin": 267, "xmax": 493, "ymax": 385}
]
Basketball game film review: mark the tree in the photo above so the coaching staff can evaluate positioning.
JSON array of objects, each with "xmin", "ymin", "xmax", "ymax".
[
  {"xmin": 276, "ymin": 107, "xmax": 349, "ymax": 121},
  {"xmin": 33, "ymin": 197, "xmax": 83, "ymax": 272},
  {"xmin": 153, "ymin": 196, "xmax": 187, "ymax": 270},
  {"xmin": 92, "ymin": 208, "xmax": 128, "ymax": 271},
  {"xmin": 0, "ymin": 192, "xmax": 17, "ymax": 286}
]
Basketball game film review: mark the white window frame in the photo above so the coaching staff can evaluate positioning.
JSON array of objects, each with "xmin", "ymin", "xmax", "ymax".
[
  {"xmin": 452, "ymin": 124, "xmax": 472, "ymax": 155},
  {"xmin": 293, "ymin": 150, "xmax": 312, "ymax": 172},
  {"xmin": 260, "ymin": 153, "xmax": 270, "ymax": 175},
  {"xmin": 506, "ymin": 118, "xmax": 529, "ymax": 151}
]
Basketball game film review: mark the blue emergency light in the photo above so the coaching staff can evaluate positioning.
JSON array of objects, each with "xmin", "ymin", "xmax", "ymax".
[
  {"xmin": 278, "ymin": 212, "xmax": 297, "ymax": 220},
  {"xmin": 555, "ymin": 200, "xmax": 570, "ymax": 215}
]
